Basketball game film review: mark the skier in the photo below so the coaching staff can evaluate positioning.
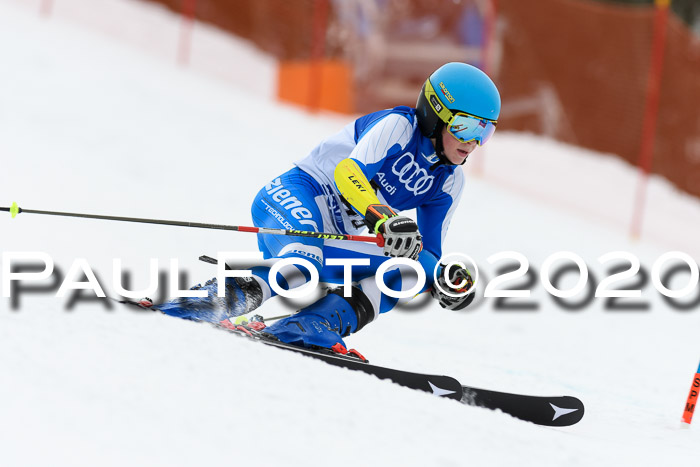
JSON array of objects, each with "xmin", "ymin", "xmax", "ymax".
[{"xmin": 156, "ymin": 62, "xmax": 500, "ymax": 355}]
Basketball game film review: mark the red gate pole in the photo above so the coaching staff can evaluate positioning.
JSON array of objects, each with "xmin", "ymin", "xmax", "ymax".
[
  {"xmin": 472, "ymin": 0, "xmax": 498, "ymax": 177},
  {"xmin": 178, "ymin": 0, "xmax": 197, "ymax": 66},
  {"xmin": 630, "ymin": 0, "xmax": 669, "ymax": 239},
  {"xmin": 681, "ymin": 360, "xmax": 700, "ymax": 426},
  {"xmin": 308, "ymin": 0, "xmax": 329, "ymax": 112}
]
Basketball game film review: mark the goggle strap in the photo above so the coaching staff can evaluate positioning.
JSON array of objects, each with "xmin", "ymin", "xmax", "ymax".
[{"xmin": 423, "ymin": 79, "xmax": 456, "ymax": 125}]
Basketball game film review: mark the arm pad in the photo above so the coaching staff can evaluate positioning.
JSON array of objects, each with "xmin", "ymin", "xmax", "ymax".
[{"xmin": 333, "ymin": 158, "xmax": 381, "ymax": 216}]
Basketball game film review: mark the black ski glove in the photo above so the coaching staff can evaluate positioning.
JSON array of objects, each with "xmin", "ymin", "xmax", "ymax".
[
  {"xmin": 431, "ymin": 263, "xmax": 476, "ymax": 310},
  {"xmin": 365, "ymin": 204, "xmax": 423, "ymax": 260}
]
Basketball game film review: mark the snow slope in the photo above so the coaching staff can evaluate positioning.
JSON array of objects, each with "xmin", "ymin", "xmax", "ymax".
[{"xmin": 1, "ymin": 1, "xmax": 699, "ymax": 466}]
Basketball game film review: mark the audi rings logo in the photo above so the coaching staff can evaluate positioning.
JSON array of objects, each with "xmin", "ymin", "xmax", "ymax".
[{"xmin": 391, "ymin": 153, "xmax": 435, "ymax": 195}]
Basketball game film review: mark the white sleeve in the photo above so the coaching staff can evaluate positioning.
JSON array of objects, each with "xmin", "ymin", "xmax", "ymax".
[{"xmin": 349, "ymin": 113, "xmax": 414, "ymax": 170}]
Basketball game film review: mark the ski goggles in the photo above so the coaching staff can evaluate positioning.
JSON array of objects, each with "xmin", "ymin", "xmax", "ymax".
[
  {"xmin": 445, "ymin": 112, "xmax": 497, "ymax": 145},
  {"xmin": 423, "ymin": 79, "xmax": 498, "ymax": 145}
]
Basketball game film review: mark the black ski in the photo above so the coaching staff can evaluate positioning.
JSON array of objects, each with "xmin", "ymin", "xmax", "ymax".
[
  {"xmin": 221, "ymin": 325, "xmax": 584, "ymax": 426},
  {"xmin": 112, "ymin": 296, "xmax": 584, "ymax": 426}
]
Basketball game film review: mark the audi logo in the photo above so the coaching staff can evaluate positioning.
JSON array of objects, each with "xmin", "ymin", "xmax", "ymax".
[{"xmin": 391, "ymin": 153, "xmax": 435, "ymax": 195}]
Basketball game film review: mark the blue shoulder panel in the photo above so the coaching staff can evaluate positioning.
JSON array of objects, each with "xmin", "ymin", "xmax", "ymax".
[{"xmin": 354, "ymin": 106, "xmax": 415, "ymax": 143}]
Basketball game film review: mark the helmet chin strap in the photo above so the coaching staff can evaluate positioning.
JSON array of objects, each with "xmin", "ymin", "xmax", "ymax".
[{"xmin": 429, "ymin": 124, "xmax": 462, "ymax": 170}]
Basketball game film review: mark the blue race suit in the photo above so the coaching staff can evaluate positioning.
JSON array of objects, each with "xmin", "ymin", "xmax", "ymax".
[{"xmin": 249, "ymin": 106, "xmax": 464, "ymax": 319}]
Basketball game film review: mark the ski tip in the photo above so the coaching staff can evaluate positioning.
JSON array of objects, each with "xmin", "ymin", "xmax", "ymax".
[{"xmin": 10, "ymin": 202, "xmax": 20, "ymax": 218}]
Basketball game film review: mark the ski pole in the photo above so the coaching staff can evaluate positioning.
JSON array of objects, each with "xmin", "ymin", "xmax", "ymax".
[
  {"xmin": 1, "ymin": 202, "xmax": 383, "ymax": 245},
  {"xmin": 232, "ymin": 313, "xmax": 292, "ymax": 325}
]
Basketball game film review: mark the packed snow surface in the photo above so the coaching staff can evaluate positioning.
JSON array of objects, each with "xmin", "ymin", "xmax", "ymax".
[{"xmin": 1, "ymin": 1, "xmax": 699, "ymax": 466}]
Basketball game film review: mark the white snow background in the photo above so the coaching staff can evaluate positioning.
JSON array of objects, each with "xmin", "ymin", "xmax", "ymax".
[{"xmin": 1, "ymin": 1, "xmax": 699, "ymax": 466}]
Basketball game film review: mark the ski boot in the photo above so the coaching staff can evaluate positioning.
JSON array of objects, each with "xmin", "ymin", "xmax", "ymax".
[
  {"xmin": 156, "ymin": 276, "xmax": 263, "ymax": 323},
  {"xmin": 262, "ymin": 286, "xmax": 374, "ymax": 360}
]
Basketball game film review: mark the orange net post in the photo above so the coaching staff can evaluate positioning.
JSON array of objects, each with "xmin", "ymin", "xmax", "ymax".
[
  {"xmin": 178, "ymin": 0, "xmax": 197, "ymax": 66},
  {"xmin": 276, "ymin": 0, "xmax": 354, "ymax": 113},
  {"xmin": 40, "ymin": 0, "xmax": 53, "ymax": 17},
  {"xmin": 307, "ymin": 0, "xmax": 329, "ymax": 112},
  {"xmin": 471, "ymin": 0, "xmax": 499, "ymax": 177}
]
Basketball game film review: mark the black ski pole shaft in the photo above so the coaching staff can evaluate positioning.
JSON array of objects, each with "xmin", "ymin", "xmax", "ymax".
[
  {"xmin": 1, "ymin": 202, "xmax": 382, "ymax": 245},
  {"xmin": 265, "ymin": 313, "xmax": 293, "ymax": 322}
]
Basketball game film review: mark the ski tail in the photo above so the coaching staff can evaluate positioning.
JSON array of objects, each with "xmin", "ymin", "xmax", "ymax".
[{"xmin": 461, "ymin": 387, "xmax": 585, "ymax": 427}]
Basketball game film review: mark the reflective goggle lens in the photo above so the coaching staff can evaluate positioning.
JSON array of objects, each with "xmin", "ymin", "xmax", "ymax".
[{"xmin": 447, "ymin": 113, "xmax": 497, "ymax": 145}]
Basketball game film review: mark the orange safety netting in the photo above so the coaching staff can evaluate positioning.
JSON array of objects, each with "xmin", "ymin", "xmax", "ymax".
[
  {"xmin": 497, "ymin": 0, "xmax": 700, "ymax": 198},
  {"xmin": 142, "ymin": 0, "xmax": 700, "ymax": 199}
]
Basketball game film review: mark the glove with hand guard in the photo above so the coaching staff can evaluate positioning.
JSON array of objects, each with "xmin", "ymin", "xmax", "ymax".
[
  {"xmin": 431, "ymin": 263, "xmax": 476, "ymax": 310},
  {"xmin": 365, "ymin": 204, "xmax": 422, "ymax": 260}
]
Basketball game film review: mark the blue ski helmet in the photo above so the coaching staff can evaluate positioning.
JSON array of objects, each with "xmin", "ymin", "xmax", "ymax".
[{"xmin": 416, "ymin": 62, "xmax": 501, "ymax": 140}]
